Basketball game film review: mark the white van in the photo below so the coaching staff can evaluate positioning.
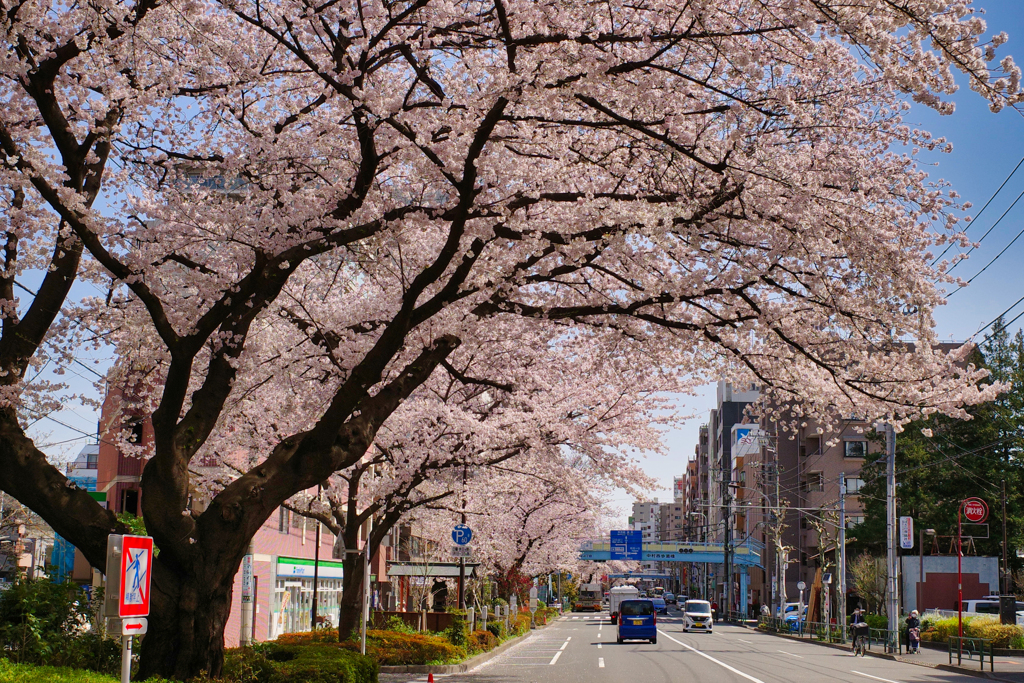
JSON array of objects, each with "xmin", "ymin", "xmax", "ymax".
[{"xmin": 609, "ymin": 585, "xmax": 640, "ymax": 624}]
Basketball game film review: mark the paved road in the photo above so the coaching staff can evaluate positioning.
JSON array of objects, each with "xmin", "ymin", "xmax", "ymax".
[{"xmin": 381, "ymin": 607, "xmax": 1012, "ymax": 683}]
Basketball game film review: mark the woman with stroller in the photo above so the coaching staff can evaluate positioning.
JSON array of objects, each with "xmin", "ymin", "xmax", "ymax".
[{"xmin": 906, "ymin": 610, "xmax": 921, "ymax": 654}]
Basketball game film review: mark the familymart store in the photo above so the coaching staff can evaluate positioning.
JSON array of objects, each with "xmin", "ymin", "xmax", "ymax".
[{"xmin": 270, "ymin": 556, "xmax": 345, "ymax": 638}]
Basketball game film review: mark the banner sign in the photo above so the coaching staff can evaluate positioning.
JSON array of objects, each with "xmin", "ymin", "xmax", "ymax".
[{"xmin": 899, "ymin": 516, "xmax": 914, "ymax": 549}]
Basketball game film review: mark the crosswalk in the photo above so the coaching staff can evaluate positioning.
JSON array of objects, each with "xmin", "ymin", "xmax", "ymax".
[{"xmin": 566, "ymin": 614, "xmax": 607, "ymax": 620}]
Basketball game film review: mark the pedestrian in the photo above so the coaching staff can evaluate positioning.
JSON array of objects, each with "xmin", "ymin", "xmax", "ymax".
[
  {"xmin": 712, "ymin": 600, "xmax": 719, "ymax": 620},
  {"xmin": 906, "ymin": 610, "xmax": 921, "ymax": 654},
  {"xmin": 760, "ymin": 603, "xmax": 770, "ymax": 618}
]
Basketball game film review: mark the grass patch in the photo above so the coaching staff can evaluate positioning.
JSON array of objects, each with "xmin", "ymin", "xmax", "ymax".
[{"xmin": 0, "ymin": 659, "xmax": 120, "ymax": 683}]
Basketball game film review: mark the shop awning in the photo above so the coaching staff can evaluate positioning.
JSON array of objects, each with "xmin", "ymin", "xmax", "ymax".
[{"xmin": 386, "ymin": 561, "xmax": 479, "ymax": 578}]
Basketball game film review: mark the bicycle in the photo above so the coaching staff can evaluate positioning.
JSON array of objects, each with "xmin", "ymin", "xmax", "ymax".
[{"xmin": 852, "ymin": 624, "xmax": 869, "ymax": 656}]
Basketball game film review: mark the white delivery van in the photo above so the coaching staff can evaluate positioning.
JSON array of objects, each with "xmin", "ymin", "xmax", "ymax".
[{"xmin": 609, "ymin": 585, "xmax": 640, "ymax": 624}]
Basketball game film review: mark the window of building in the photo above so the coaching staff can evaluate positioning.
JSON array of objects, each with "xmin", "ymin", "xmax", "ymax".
[
  {"xmin": 126, "ymin": 419, "xmax": 144, "ymax": 445},
  {"xmin": 845, "ymin": 515, "xmax": 865, "ymax": 528},
  {"xmin": 845, "ymin": 477, "xmax": 865, "ymax": 494},
  {"xmin": 844, "ymin": 440, "xmax": 867, "ymax": 458},
  {"xmin": 801, "ymin": 436, "xmax": 820, "ymax": 457},
  {"xmin": 86, "ymin": 452, "xmax": 98, "ymax": 468},
  {"xmin": 802, "ymin": 471, "xmax": 823, "ymax": 492}
]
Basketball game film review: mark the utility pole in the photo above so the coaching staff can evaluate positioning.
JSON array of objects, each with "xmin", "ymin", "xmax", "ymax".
[
  {"xmin": 458, "ymin": 462, "xmax": 467, "ymax": 609},
  {"xmin": 724, "ymin": 466, "xmax": 733, "ymax": 621},
  {"xmin": 311, "ymin": 484, "xmax": 322, "ymax": 630},
  {"xmin": 1002, "ymin": 480, "xmax": 1009, "ymax": 595},
  {"xmin": 839, "ymin": 473, "xmax": 847, "ymax": 643},
  {"xmin": 885, "ymin": 424, "xmax": 899, "ymax": 653}
]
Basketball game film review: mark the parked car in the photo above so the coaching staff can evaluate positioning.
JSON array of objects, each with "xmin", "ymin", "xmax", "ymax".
[
  {"xmin": 617, "ymin": 599, "xmax": 657, "ymax": 644},
  {"xmin": 663, "ymin": 592, "xmax": 676, "ymax": 605},
  {"xmin": 651, "ymin": 597, "xmax": 668, "ymax": 614},
  {"xmin": 682, "ymin": 599, "xmax": 713, "ymax": 633}
]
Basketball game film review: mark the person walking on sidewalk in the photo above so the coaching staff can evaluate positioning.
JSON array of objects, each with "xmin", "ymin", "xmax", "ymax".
[{"xmin": 906, "ymin": 610, "xmax": 921, "ymax": 654}]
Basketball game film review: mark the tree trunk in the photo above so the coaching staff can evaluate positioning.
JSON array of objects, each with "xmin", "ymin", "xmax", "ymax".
[
  {"xmin": 136, "ymin": 552, "xmax": 238, "ymax": 680},
  {"xmin": 337, "ymin": 552, "xmax": 365, "ymax": 642}
]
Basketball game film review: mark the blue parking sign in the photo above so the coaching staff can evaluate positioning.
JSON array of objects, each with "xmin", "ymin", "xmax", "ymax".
[{"xmin": 452, "ymin": 524, "xmax": 473, "ymax": 546}]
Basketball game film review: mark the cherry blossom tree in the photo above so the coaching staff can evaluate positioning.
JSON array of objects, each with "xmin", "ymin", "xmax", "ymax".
[{"xmin": 0, "ymin": 0, "xmax": 1021, "ymax": 677}]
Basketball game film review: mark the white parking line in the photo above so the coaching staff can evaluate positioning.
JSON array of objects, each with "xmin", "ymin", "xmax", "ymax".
[
  {"xmin": 658, "ymin": 630, "xmax": 765, "ymax": 683},
  {"xmin": 851, "ymin": 672, "xmax": 901, "ymax": 683},
  {"xmin": 599, "ymin": 657, "xmax": 605, "ymax": 668},
  {"xmin": 549, "ymin": 651, "xmax": 562, "ymax": 665}
]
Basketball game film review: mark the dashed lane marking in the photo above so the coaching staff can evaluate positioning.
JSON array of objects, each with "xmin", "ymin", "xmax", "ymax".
[
  {"xmin": 777, "ymin": 650, "xmax": 804, "ymax": 659},
  {"xmin": 657, "ymin": 630, "xmax": 766, "ymax": 683},
  {"xmin": 851, "ymin": 672, "xmax": 901, "ymax": 683},
  {"xmin": 598, "ymin": 657, "xmax": 605, "ymax": 668}
]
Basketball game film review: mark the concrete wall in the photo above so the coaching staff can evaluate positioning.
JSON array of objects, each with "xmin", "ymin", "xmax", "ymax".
[{"xmin": 901, "ymin": 555, "xmax": 998, "ymax": 613}]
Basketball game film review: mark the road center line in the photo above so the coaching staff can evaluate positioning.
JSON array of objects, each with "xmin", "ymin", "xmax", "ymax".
[
  {"xmin": 737, "ymin": 638, "xmax": 752, "ymax": 644},
  {"xmin": 777, "ymin": 650, "xmax": 804, "ymax": 659},
  {"xmin": 851, "ymin": 671, "xmax": 901, "ymax": 683},
  {"xmin": 657, "ymin": 630, "xmax": 766, "ymax": 683},
  {"xmin": 560, "ymin": 641, "xmax": 569, "ymax": 650},
  {"xmin": 599, "ymin": 657, "xmax": 605, "ymax": 668},
  {"xmin": 549, "ymin": 651, "xmax": 562, "ymax": 665}
]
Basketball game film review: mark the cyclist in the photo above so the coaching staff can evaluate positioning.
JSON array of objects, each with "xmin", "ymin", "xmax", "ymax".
[{"xmin": 851, "ymin": 607, "xmax": 869, "ymax": 657}]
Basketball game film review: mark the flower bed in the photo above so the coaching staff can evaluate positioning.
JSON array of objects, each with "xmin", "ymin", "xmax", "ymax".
[{"xmin": 920, "ymin": 615, "xmax": 1024, "ymax": 649}]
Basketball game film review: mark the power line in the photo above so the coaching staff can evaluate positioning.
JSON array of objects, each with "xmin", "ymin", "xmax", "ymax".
[
  {"xmin": 936, "ymin": 154, "xmax": 1024, "ymax": 268},
  {"xmin": 975, "ymin": 294, "xmax": 1024, "ymax": 338},
  {"xmin": 948, "ymin": 204, "xmax": 1024, "ymax": 293}
]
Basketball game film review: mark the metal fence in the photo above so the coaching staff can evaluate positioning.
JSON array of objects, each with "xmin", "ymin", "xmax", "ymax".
[{"xmin": 948, "ymin": 636, "xmax": 993, "ymax": 671}]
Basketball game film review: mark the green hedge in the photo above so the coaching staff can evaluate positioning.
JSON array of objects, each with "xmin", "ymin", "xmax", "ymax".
[
  {"xmin": 224, "ymin": 644, "xmax": 377, "ymax": 683},
  {"xmin": 921, "ymin": 615, "xmax": 1024, "ymax": 649}
]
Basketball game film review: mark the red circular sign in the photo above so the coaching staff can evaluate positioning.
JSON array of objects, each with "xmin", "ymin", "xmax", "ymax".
[{"xmin": 962, "ymin": 498, "xmax": 988, "ymax": 523}]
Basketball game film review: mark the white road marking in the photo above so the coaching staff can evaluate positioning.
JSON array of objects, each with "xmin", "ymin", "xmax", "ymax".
[
  {"xmin": 658, "ymin": 630, "xmax": 766, "ymax": 683},
  {"xmin": 777, "ymin": 650, "xmax": 803, "ymax": 659},
  {"xmin": 598, "ymin": 657, "xmax": 605, "ymax": 668},
  {"xmin": 737, "ymin": 638, "xmax": 752, "ymax": 643},
  {"xmin": 560, "ymin": 641, "xmax": 569, "ymax": 650},
  {"xmin": 549, "ymin": 651, "xmax": 562, "ymax": 665},
  {"xmin": 598, "ymin": 643, "xmax": 602, "ymax": 649},
  {"xmin": 851, "ymin": 672, "xmax": 901, "ymax": 683}
]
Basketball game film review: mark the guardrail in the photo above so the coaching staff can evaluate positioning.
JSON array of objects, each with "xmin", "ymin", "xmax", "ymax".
[{"xmin": 949, "ymin": 636, "xmax": 993, "ymax": 671}]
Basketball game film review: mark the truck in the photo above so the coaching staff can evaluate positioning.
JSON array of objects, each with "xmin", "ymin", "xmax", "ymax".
[
  {"xmin": 609, "ymin": 585, "xmax": 640, "ymax": 624},
  {"xmin": 574, "ymin": 582, "xmax": 603, "ymax": 612}
]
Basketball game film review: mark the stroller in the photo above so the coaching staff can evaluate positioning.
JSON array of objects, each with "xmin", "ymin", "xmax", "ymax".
[{"xmin": 908, "ymin": 626, "xmax": 921, "ymax": 654}]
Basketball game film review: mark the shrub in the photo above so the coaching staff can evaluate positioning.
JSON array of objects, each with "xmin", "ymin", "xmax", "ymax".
[
  {"xmin": 0, "ymin": 577, "xmax": 93, "ymax": 666},
  {"xmin": 468, "ymin": 630, "xmax": 498, "ymax": 652},
  {"xmin": 512, "ymin": 613, "xmax": 531, "ymax": 636},
  {"xmin": 343, "ymin": 630, "xmax": 464, "ymax": 666},
  {"xmin": 275, "ymin": 629, "xmax": 340, "ymax": 646},
  {"xmin": 444, "ymin": 610, "xmax": 468, "ymax": 647},
  {"xmin": 0, "ymin": 659, "xmax": 123, "ymax": 683},
  {"xmin": 224, "ymin": 643, "xmax": 377, "ymax": 683},
  {"xmin": 864, "ymin": 614, "xmax": 888, "ymax": 630},
  {"xmin": 485, "ymin": 620, "xmax": 507, "ymax": 640},
  {"xmin": 384, "ymin": 615, "xmax": 416, "ymax": 635}
]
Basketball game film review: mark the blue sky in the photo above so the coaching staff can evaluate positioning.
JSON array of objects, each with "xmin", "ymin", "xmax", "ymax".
[{"xmin": 608, "ymin": 0, "xmax": 1024, "ymax": 523}]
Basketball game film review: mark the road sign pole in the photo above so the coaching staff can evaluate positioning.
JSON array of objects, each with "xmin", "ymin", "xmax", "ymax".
[{"xmin": 121, "ymin": 633, "xmax": 132, "ymax": 683}]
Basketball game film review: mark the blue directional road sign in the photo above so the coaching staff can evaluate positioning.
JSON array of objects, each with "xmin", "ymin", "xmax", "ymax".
[
  {"xmin": 609, "ymin": 530, "xmax": 642, "ymax": 561},
  {"xmin": 452, "ymin": 524, "xmax": 473, "ymax": 546}
]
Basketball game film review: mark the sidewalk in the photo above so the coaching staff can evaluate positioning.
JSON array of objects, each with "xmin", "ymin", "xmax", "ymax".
[{"xmin": 751, "ymin": 625, "xmax": 1024, "ymax": 682}]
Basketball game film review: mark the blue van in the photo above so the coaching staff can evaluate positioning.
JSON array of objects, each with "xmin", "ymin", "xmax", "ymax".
[{"xmin": 616, "ymin": 599, "xmax": 657, "ymax": 644}]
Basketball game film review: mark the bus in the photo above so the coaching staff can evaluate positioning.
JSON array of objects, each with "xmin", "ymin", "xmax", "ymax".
[
  {"xmin": 574, "ymin": 583, "xmax": 603, "ymax": 612},
  {"xmin": 651, "ymin": 586, "xmax": 665, "ymax": 598}
]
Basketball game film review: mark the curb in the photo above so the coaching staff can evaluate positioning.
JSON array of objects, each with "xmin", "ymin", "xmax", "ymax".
[
  {"xmin": 749, "ymin": 627, "xmax": 1019, "ymax": 682},
  {"xmin": 379, "ymin": 616, "xmax": 554, "ymax": 674}
]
